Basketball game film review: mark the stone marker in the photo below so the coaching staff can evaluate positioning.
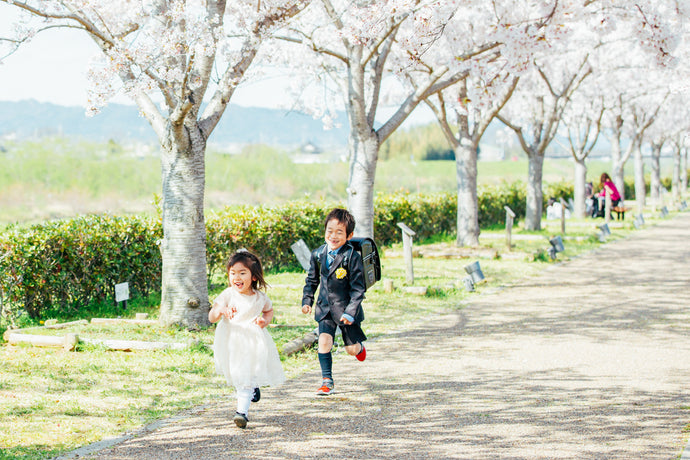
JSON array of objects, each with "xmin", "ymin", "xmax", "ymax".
[
  {"xmin": 402, "ymin": 286, "xmax": 427, "ymax": 295},
  {"xmin": 290, "ymin": 239, "xmax": 312, "ymax": 271}
]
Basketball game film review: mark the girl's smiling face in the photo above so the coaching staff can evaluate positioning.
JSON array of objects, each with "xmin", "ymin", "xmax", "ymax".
[{"xmin": 228, "ymin": 261, "xmax": 255, "ymax": 295}]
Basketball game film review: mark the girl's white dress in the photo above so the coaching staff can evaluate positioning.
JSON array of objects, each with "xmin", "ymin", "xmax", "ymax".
[{"xmin": 213, "ymin": 287, "xmax": 286, "ymax": 390}]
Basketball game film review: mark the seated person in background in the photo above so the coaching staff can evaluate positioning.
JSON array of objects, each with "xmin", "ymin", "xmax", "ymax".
[{"xmin": 592, "ymin": 173, "xmax": 621, "ymax": 218}]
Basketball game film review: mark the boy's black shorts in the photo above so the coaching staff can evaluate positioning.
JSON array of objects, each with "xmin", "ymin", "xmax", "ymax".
[{"xmin": 318, "ymin": 313, "xmax": 367, "ymax": 346}]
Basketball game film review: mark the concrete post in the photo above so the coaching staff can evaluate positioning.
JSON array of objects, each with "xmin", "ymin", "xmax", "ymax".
[
  {"xmin": 504, "ymin": 206, "xmax": 516, "ymax": 250},
  {"xmin": 605, "ymin": 191, "xmax": 612, "ymax": 224},
  {"xmin": 397, "ymin": 223, "xmax": 416, "ymax": 284}
]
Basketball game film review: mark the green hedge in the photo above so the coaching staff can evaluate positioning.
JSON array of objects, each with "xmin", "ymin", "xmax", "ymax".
[
  {"xmin": 207, "ymin": 193, "xmax": 463, "ymax": 275},
  {"xmin": 0, "ymin": 179, "xmax": 642, "ymax": 323},
  {"xmin": 206, "ymin": 201, "xmax": 327, "ymax": 277},
  {"xmin": 0, "ymin": 215, "xmax": 162, "ymax": 320}
]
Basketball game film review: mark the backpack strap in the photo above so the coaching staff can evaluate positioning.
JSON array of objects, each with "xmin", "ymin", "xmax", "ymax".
[
  {"xmin": 315, "ymin": 244, "xmax": 326, "ymax": 272},
  {"xmin": 316, "ymin": 244, "xmax": 355, "ymax": 273}
]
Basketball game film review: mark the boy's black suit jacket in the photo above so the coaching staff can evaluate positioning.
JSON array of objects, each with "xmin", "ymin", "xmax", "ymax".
[{"xmin": 301, "ymin": 241, "xmax": 366, "ymax": 324}]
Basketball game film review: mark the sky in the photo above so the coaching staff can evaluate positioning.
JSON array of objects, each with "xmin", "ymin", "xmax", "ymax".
[
  {"xmin": 0, "ymin": 5, "xmax": 437, "ymax": 127},
  {"xmin": 0, "ymin": 5, "xmax": 294, "ymax": 109},
  {"xmin": 0, "ymin": 5, "xmax": 434, "ymax": 128}
]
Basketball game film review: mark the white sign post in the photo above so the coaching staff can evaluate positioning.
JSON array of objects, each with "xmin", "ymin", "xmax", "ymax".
[
  {"xmin": 397, "ymin": 222, "xmax": 416, "ymax": 284},
  {"xmin": 115, "ymin": 282, "xmax": 130, "ymax": 310},
  {"xmin": 504, "ymin": 206, "xmax": 516, "ymax": 250}
]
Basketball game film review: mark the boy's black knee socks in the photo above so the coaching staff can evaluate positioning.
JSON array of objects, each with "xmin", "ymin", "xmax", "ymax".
[{"xmin": 318, "ymin": 352, "xmax": 333, "ymax": 380}]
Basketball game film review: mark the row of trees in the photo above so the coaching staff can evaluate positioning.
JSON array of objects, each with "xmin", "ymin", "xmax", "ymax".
[{"xmin": 2, "ymin": 1, "xmax": 688, "ymax": 328}]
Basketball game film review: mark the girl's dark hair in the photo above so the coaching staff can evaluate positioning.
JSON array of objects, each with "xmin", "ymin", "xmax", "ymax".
[
  {"xmin": 324, "ymin": 207, "xmax": 356, "ymax": 235},
  {"xmin": 226, "ymin": 250, "xmax": 268, "ymax": 291},
  {"xmin": 600, "ymin": 172, "xmax": 611, "ymax": 185}
]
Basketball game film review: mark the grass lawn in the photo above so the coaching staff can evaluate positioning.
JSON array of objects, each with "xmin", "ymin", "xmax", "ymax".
[{"xmin": 0, "ymin": 214, "xmax": 651, "ymax": 460}]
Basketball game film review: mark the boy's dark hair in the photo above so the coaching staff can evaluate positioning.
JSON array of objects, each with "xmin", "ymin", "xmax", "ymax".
[
  {"xmin": 325, "ymin": 207, "xmax": 356, "ymax": 235},
  {"xmin": 226, "ymin": 250, "xmax": 268, "ymax": 291}
]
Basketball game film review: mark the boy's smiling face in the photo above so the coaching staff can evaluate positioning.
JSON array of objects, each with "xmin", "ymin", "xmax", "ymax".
[{"xmin": 325, "ymin": 218, "xmax": 352, "ymax": 252}]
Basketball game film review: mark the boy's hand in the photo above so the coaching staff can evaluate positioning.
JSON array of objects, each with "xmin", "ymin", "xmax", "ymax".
[
  {"xmin": 340, "ymin": 316, "xmax": 352, "ymax": 325},
  {"xmin": 301, "ymin": 305, "xmax": 311, "ymax": 314}
]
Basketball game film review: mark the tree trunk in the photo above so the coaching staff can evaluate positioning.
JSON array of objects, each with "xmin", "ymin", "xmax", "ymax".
[
  {"xmin": 347, "ymin": 132, "xmax": 379, "ymax": 238},
  {"xmin": 158, "ymin": 127, "xmax": 210, "ymax": 328},
  {"xmin": 682, "ymin": 148, "xmax": 688, "ymax": 197},
  {"xmin": 633, "ymin": 143, "xmax": 646, "ymax": 213},
  {"xmin": 455, "ymin": 141, "xmax": 479, "ymax": 247},
  {"xmin": 525, "ymin": 151, "xmax": 544, "ymax": 231},
  {"xmin": 573, "ymin": 158, "xmax": 587, "ymax": 218},
  {"xmin": 672, "ymin": 144, "xmax": 681, "ymax": 204},
  {"xmin": 609, "ymin": 136, "xmax": 625, "ymax": 202},
  {"xmin": 612, "ymin": 160, "xmax": 626, "ymax": 202},
  {"xmin": 650, "ymin": 142, "xmax": 662, "ymax": 208}
]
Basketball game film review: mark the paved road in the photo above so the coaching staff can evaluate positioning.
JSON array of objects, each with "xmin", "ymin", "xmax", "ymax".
[{"xmin": 69, "ymin": 213, "xmax": 690, "ymax": 460}]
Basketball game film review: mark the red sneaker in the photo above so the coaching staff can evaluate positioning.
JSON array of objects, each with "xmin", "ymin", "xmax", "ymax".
[
  {"xmin": 356, "ymin": 344, "xmax": 366, "ymax": 362},
  {"xmin": 316, "ymin": 378, "xmax": 334, "ymax": 396}
]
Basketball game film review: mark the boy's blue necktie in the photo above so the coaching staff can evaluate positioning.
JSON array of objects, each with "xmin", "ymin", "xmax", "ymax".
[{"xmin": 327, "ymin": 250, "xmax": 336, "ymax": 268}]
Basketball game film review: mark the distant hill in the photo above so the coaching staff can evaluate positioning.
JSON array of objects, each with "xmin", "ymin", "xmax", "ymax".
[{"xmin": 0, "ymin": 100, "xmax": 349, "ymax": 148}]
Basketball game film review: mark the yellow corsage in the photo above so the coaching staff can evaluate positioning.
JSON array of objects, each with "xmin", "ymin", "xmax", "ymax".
[{"xmin": 335, "ymin": 267, "xmax": 347, "ymax": 279}]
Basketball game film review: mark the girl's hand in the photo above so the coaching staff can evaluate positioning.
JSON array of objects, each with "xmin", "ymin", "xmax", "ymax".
[
  {"xmin": 301, "ymin": 305, "xmax": 311, "ymax": 314},
  {"xmin": 223, "ymin": 306, "xmax": 237, "ymax": 319},
  {"xmin": 255, "ymin": 316, "xmax": 268, "ymax": 328}
]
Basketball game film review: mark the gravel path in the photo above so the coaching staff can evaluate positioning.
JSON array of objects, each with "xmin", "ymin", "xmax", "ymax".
[{"xmin": 66, "ymin": 213, "xmax": 690, "ymax": 460}]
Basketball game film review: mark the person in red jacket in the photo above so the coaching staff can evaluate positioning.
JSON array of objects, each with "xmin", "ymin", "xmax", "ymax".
[{"xmin": 592, "ymin": 172, "xmax": 621, "ymax": 217}]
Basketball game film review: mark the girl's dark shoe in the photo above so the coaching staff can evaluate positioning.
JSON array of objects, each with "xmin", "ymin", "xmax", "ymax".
[
  {"xmin": 251, "ymin": 387, "xmax": 261, "ymax": 402},
  {"xmin": 233, "ymin": 412, "xmax": 248, "ymax": 428}
]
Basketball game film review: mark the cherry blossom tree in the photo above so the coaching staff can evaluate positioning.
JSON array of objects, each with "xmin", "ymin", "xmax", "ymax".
[
  {"xmin": 417, "ymin": 1, "xmax": 575, "ymax": 246},
  {"xmin": 1, "ymin": 0, "xmax": 309, "ymax": 328},
  {"xmin": 670, "ymin": 135, "xmax": 690, "ymax": 204},
  {"xmin": 603, "ymin": 0, "xmax": 689, "ymax": 210},
  {"xmin": 271, "ymin": 0, "xmax": 512, "ymax": 238},
  {"xmin": 625, "ymin": 93, "xmax": 667, "ymax": 213},
  {"xmin": 558, "ymin": 89, "xmax": 605, "ymax": 219},
  {"xmin": 274, "ymin": 0, "xmax": 599, "ymax": 239},
  {"xmin": 425, "ymin": 75, "xmax": 517, "ymax": 247},
  {"xmin": 498, "ymin": 52, "xmax": 592, "ymax": 231}
]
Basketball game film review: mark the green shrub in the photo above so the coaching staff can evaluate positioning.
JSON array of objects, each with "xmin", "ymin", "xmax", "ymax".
[
  {"xmin": 543, "ymin": 182, "xmax": 574, "ymax": 203},
  {"xmin": 478, "ymin": 182, "xmax": 527, "ymax": 226},
  {"xmin": 373, "ymin": 192, "xmax": 456, "ymax": 245},
  {"xmin": 2, "ymin": 178, "xmax": 642, "ymax": 327},
  {"xmin": 206, "ymin": 201, "xmax": 330, "ymax": 276},
  {"xmin": 0, "ymin": 215, "xmax": 162, "ymax": 321}
]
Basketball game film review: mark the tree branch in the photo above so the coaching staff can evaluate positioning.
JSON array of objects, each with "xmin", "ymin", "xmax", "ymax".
[
  {"xmin": 377, "ymin": 65, "xmax": 469, "ymax": 143},
  {"xmin": 200, "ymin": 1, "xmax": 308, "ymax": 138}
]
